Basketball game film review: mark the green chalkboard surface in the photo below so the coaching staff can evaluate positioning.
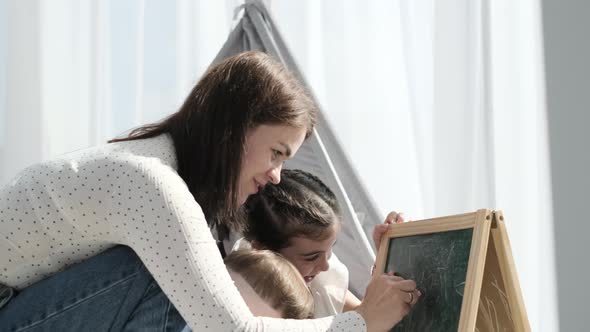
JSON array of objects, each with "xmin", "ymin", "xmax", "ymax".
[{"xmin": 385, "ymin": 228, "xmax": 473, "ymax": 332}]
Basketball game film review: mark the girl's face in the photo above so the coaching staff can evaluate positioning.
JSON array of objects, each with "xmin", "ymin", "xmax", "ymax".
[
  {"xmin": 278, "ymin": 222, "xmax": 341, "ymax": 284},
  {"xmin": 238, "ymin": 124, "xmax": 307, "ymax": 206}
]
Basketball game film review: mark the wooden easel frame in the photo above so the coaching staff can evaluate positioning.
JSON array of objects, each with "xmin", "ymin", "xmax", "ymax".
[
  {"xmin": 484, "ymin": 211, "xmax": 530, "ymax": 331},
  {"xmin": 374, "ymin": 209, "xmax": 530, "ymax": 332}
]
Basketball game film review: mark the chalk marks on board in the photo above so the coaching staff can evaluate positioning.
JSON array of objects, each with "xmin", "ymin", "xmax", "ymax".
[
  {"xmin": 385, "ymin": 229, "xmax": 473, "ymax": 332},
  {"xmin": 375, "ymin": 210, "xmax": 530, "ymax": 331}
]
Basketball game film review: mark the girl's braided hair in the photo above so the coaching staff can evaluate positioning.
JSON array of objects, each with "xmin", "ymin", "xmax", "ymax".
[{"xmin": 244, "ymin": 169, "xmax": 341, "ymax": 251}]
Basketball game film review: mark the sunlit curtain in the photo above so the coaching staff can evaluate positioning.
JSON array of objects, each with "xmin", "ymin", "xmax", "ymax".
[
  {"xmin": 270, "ymin": 0, "xmax": 556, "ymax": 330},
  {"xmin": 0, "ymin": 0, "xmax": 239, "ymax": 184},
  {"xmin": 0, "ymin": 0, "xmax": 557, "ymax": 330}
]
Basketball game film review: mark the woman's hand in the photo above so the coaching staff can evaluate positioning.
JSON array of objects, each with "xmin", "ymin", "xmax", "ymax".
[
  {"xmin": 372, "ymin": 211, "xmax": 406, "ymax": 249},
  {"xmin": 354, "ymin": 272, "xmax": 420, "ymax": 332}
]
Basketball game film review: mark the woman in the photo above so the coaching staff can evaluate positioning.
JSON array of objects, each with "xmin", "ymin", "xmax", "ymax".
[
  {"xmin": 240, "ymin": 169, "xmax": 417, "ymax": 317},
  {"xmin": 0, "ymin": 51, "xmax": 417, "ymax": 331}
]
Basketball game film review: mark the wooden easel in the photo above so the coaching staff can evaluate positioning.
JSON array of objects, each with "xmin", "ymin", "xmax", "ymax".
[{"xmin": 375, "ymin": 209, "xmax": 530, "ymax": 331}]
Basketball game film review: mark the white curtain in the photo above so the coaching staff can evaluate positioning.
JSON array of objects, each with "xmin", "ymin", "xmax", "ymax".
[
  {"xmin": 269, "ymin": 0, "xmax": 556, "ymax": 331},
  {"xmin": 0, "ymin": 0, "xmax": 239, "ymax": 184},
  {"xmin": 0, "ymin": 0, "xmax": 557, "ymax": 330}
]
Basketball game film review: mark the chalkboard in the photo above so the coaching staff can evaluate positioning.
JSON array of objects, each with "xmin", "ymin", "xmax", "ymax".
[
  {"xmin": 385, "ymin": 229, "xmax": 473, "ymax": 332},
  {"xmin": 374, "ymin": 210, "xmax": 531, "ymax": 332}
]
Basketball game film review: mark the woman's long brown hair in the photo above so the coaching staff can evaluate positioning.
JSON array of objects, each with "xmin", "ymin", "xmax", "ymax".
[{"xmin": 110, "ymin": 52, "xmax": 317, "ymax": 236}]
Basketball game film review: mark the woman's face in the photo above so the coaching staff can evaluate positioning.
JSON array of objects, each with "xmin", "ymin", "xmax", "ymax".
[
  {"xmin": 238, "ymin": 124, "xmax": 307, "ymax": 206},
  {"xmin": 278, "ymin": 222, "xmax": 340, "ymax": 284}
]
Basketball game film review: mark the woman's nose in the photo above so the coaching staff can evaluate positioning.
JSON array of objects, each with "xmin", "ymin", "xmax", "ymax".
[
  {"xmin": 268, "ymin": 164, "xmax": 282, "ymax": 184},
  {"xmin": 319, "ymin": 255, "xmax": 330, "ymax": 272}
]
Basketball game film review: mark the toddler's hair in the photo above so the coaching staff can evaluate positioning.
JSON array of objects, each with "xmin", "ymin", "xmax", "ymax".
[{"xmin": 225, "ymin": 249, "xmax": 314, "ymax": 319}]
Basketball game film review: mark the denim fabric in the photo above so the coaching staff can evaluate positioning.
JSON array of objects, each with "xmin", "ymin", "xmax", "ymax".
[
  {"xmin": 0, "ymin": 284, "xmax": 15, "ymax": 310},
  {"xmin": 0, "ymin": 246, "xmax": 186, "ymax": 332}
]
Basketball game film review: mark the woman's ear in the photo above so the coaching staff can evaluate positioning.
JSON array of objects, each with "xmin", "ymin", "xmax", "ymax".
[{"xmin": 250, "ymin": 240, "xmax": 266, "ymax": 250}]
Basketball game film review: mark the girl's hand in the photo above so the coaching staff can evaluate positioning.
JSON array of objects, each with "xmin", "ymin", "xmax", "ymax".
[{"xmin": 372, "ymin": 211, "xmax": 406, "ymax": 249}]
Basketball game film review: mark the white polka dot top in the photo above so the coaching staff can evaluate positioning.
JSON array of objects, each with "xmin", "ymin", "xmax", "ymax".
[{"xmin": 0, "ymin": 134, "xmax": 366, "ymax": 331}]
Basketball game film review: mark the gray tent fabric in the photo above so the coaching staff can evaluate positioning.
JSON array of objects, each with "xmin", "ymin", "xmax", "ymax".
[{"xmin": 213, "ymin": 0, "xmax": 382, "ymax": 297}]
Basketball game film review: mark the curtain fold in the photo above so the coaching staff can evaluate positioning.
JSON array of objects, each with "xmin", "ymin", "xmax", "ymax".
[
  {"xmin": 0, "ymin": 1, "xmax": 556, "ymax": 329},
  {"xmin": 2, "ymin": 0, "xmax": 44, "ymax": 183},
  {"xmin": 0, "ymin": 0, "xmax": 236, "ymax": 185},
  {"xmin": 270, "ymin": 0, "xmax": 555, "ymax": 330}
]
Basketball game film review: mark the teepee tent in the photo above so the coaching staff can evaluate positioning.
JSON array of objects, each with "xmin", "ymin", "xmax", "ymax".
[{"xmin": 213, "ymin": 0, "xmax": 382, "ymax": 297}]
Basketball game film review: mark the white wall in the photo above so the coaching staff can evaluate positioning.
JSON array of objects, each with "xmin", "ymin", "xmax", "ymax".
[{"xmin": 542, "ymin": 0, "xmax": 590, "ymax": 330}]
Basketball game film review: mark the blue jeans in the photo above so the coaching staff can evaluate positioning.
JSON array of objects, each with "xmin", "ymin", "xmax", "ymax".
[{"xmin": 0, "ymin": 246, "xmax": 186, "ymax": 331}]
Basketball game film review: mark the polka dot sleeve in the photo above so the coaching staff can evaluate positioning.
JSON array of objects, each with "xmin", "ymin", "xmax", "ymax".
[{"xmin": 87, "ymin": 157, "xmax": 367, "ymax": 331}]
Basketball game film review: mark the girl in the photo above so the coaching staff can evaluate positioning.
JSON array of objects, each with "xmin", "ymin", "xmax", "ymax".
[
  {"xmin": 241, "ymin": 169, "xmax": 417, "ymax": 317},
  {"xmin": 0, "ymin": 51, "xmax": 417, "ymax": 331}
]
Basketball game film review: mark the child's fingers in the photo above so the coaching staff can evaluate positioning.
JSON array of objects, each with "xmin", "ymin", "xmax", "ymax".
[
  {"xmin": 375, "ymin": 211, "xmax": 409, "ymax": 248},
  {"xmin": 372, "ymin": 224, "xmax": 389, "ymax": 248},
  {"xmin": 385, "ymin": 211, "xmax": 408, "ymax": 224},
  {"xmin": 374, "ymin": 224, "xmax": 389, "ymax": 233},
  {"xmin": 384, "ymin": 211, "xmax": 398, "ymax": 224},
  {"xmin": 395, "ymin": 212, "xmax": 405, "ymax": 223}
]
